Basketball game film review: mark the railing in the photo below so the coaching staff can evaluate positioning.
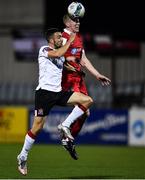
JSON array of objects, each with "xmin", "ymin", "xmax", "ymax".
[{"xmin": 0, "ymin": 82, "xmax": 144, "ymax": 108}]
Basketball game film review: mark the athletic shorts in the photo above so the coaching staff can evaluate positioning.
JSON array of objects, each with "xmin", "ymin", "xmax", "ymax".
[
  {"xmin": 35, "ymin": 89, "xmax": 73, "ymax": 116},
  {"xmin": 62, "ymin": 73, "xmax": 88, "ymax": 95}
]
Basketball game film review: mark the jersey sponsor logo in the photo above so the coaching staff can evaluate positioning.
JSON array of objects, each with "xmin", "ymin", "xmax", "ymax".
[
  {"xmin": 71, "ymin": 48, "xmax": 78, "ymax": 54},
  {"xmin": 71, "ymin": 48, "xmax": 82, "ymax": 54}
]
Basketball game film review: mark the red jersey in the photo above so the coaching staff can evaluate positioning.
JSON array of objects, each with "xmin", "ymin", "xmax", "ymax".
[
  {"xmin": 62, "ymin": 29, "xmax": 88, "ymax": 95},
  {"xmin": 62, "ymin": 30, "xmax": 88, "ymax": 137},
  {"xmin": 62, "ymin": 29, "xmax": 84, "ymax": 71}
]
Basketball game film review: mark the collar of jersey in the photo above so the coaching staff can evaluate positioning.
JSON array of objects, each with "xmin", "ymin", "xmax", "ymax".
[
  {"xmin": 64, "ymin": 28, "xmax": 72, "ymax": 35},
  {"xmin": 48, "ymin": 45, "xmax": 55, "ymax": 50}
]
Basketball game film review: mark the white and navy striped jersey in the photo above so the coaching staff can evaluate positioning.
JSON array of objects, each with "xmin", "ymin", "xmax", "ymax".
[{"xmin": 36, "ymin": 45, "xmax": 65, "ymax": 92}]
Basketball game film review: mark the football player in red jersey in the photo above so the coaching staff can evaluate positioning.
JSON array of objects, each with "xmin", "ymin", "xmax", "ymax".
[{"xmin": 61, "ymin": 14, "xmax": 111, "ymax": 160}]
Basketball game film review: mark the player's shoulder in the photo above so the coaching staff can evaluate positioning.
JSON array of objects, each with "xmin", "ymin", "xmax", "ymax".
[
  {"xmin": 62, "ymin": 32, "xmax": 69, "ymax": 39},
  {"xmin": 39, "ymin": 45, "xmax": 53, "ymax": 53},
  {"xmin": 62, "ymin": 29, "xmax": 72, "ymax": 38},
  {"xmin": 39, "ymin": 45, "xmax": 48, "ymax": 51}
]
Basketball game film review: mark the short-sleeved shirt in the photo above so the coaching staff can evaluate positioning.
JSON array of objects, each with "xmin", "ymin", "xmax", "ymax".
[
  {"xmin": 62, "ymin": 28, "xmax": 84, "ymax": 72},
  {"xmin": 36, "ymin": 45, "xmax": 65, "ymax": 92}
]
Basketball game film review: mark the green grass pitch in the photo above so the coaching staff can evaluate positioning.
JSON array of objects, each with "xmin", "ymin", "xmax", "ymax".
[{"xmin": 0, "ymin": 143, "xmax": 145, "ymax": 179}]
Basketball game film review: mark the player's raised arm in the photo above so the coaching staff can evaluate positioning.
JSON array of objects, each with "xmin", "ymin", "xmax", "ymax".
[
  {"xmin": 81, "ymin": 50, "xmax": 111, "ymax": 86},
  {"xmin": 47, "ymin": 31, "xmax": 76, "ymax": 58}
]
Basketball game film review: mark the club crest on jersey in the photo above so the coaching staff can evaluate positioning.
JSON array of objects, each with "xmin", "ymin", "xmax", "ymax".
[{"xmin": 35, "ymin": 108, "xmax": 44, "ymax": 116}]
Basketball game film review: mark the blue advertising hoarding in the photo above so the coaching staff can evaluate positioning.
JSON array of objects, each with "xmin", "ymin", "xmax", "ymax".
[
  {"xmin": 76, "ymin": 109, "xmax": 128, "ymax": 145},
  {"xmin": 29, "ymin": 108, "xmax": 128, "ymax": 145}
]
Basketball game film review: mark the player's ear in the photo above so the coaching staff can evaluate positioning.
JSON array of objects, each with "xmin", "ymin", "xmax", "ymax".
[
  {"xmin": 65, "ymin": 21, "xmax": 70, "ymax": 28},
  {"xmin": 49, "ymin": 38, "xmax": 54, "ymax": 44}
]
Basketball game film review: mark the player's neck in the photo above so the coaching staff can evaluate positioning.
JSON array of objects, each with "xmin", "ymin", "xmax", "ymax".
[{"xmin": 48, "ymin": 43, "xmax": 55, "ymax": 49}]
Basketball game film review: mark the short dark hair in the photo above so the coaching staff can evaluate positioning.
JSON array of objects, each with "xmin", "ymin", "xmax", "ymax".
[{"xmin": 45, "ymin": 28, "xmax": 61, "ymax": 42}]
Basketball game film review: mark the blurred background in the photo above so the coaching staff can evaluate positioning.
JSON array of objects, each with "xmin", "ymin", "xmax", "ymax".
[{"xmin": 0, "ymin": 0, "xmax": 145, "ymax": 146}]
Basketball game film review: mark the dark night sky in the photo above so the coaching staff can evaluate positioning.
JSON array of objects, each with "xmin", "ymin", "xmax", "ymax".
[{"xmin": 45, "ymin": 0, "xmax": 145, "ymax": 41}]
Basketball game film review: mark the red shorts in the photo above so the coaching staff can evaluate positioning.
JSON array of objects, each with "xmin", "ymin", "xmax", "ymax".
[{"xmin": 62, "ymin": 72, "xmax": 88, "ymax": 95}]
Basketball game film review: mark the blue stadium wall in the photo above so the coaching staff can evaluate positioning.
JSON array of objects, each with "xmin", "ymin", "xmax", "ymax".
[{"xmin": 29, "ymin": 108, "xmax": 128, "ymax": 145}]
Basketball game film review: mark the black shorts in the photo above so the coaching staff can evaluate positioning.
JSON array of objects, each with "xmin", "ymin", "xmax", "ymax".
[{"xmin": 35, "ymin": 89, "xmax": 73, "ymax": 116}]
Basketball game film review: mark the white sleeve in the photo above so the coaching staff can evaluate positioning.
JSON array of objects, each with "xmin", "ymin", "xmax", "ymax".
[{"xmin": 39, "ymin": 46, "xmax": 48, "ymax": 58}]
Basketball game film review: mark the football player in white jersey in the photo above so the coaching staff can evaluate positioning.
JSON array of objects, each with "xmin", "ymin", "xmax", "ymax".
[{"xmin": 17, "ymin": 28, "xmax": 93, "ymax": 175}]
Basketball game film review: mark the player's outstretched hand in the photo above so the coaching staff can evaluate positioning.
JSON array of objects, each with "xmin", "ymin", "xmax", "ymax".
[{"xmin": 96, "ymin": 74, "xmax": 111, "ymax": 86}]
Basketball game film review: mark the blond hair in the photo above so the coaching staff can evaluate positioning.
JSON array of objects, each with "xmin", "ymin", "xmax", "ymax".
[{"xmin": 63, "ymin": 14, "xmax": 71, "ymax": 25}]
